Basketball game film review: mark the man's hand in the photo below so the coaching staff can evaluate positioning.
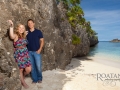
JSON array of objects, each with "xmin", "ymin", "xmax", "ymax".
[
  {"xmin": 36, "ymin": 49, "xmax": 41, "ymax": 54},
  {"xmin": 25, "ymin": 31, "xmax": 28, "ymax": 35}
]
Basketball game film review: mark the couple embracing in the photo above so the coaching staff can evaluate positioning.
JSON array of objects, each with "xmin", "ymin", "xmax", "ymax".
[{"xmin": 8, "ymin": 19, "xmax": 44, "ymax": 88}]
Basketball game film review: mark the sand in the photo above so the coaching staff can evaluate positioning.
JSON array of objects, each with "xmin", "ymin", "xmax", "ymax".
[{"xmin": 22, "ymin": 57, "xmax": 120, "ymax": 90}]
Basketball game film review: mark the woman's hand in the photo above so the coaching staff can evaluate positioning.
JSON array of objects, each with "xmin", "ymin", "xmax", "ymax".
[
  {"xmin": 8, "ymin": 20, "xmax": 16, "ymax": 39},
  {"xmin": 7, "ymin": 20, "xmax": 14, "ymax": 27}
]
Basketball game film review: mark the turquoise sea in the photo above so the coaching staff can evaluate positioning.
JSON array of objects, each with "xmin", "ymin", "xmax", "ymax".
[{"xmin": 88, "ymin": 41, "xmax": 120, "ymax": 67}]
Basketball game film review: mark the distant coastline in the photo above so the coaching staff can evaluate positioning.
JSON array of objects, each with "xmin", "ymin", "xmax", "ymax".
[{"xmin": 110, "ymin": 39, "xmax": 120, "ymax": 42}]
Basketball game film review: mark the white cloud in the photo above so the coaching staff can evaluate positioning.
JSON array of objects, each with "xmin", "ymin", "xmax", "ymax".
[
  {"xmin": 84, "ymin": 10, "xmax": 120, "ymax": 26},
  {"xmin": 83, "ymin": 10, "xmax": 120, "ymax": 41},
  {"xmin": 80, "ymin": 0, "xmax": 120, "ymax": 41}
]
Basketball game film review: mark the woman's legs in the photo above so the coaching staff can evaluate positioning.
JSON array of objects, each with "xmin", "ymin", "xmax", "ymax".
[
  {"xmin": 20, "ymin": 69, "xmax": 29, "ymax": 88},
  {"xmin": 23, "ymin": 66, "xmax": 31, "ymax": 77}
]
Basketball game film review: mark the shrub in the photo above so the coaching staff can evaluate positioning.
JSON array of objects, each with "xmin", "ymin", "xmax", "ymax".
[{"xmin": 72, "ymin": 34, "xmax": 81, "ymax": 45}]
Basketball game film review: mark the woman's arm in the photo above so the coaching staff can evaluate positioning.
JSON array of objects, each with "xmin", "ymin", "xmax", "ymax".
[{"xmin": 8, "ymin": 20, "xmax": 16, "ymax": 39}]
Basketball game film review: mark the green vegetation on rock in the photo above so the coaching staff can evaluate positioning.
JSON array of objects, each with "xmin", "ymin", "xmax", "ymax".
[
  {"xmin": 72, "ymin": 34, "xmax": 81, "ymax": 45},
  {"xmin": 67, "ymin": 5, "xmax": 84, "ymax": 27},
  {"xmin": 57, "ymin": 0, "xmax": 98, "ymax": 43}
]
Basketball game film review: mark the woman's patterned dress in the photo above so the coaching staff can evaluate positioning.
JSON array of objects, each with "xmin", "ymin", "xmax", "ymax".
[{"xmin": 14, "ymin": 38, "xmax": 31, "ymax": 69}]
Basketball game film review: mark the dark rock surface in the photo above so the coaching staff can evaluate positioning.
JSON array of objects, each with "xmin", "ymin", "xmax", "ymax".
[
  {"xmin": 0, "ymin": 0, "xmax": 97, "ymax": 89},
  {"xmin": 89, "ymin": 36, "xmax": 99, "ymax": 47}
]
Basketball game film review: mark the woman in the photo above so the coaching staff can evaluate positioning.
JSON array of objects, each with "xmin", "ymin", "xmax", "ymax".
[{"xmin": 8, "ymin": 20, "xmax": 31, "ymax": 88}]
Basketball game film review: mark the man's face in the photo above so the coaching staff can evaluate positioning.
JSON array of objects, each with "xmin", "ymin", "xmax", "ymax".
[{"xmin": 28, "ymin": 21, "xmax": 35, "ymax": 29}]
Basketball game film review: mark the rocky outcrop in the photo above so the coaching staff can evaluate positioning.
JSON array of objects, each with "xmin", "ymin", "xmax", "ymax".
[
  {"xmin": 0, "ymin": 41, "xmax": 21, "ymax": 90},
  {"xmin": 110, "ymin": 39, "xmax": 120, "ymax": 42},
  {"xmin": 89, "ymin": 36, "xmax": 99, "ymax": 47},
  {"xmin": 0, "ymin": 0, "xmax": 91, "ymax": 89}
]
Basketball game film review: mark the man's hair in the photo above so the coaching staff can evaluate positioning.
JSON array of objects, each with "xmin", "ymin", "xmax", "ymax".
[{"xmin": 27, "ymin": 19, "xmax": 34, "ymax": 23}]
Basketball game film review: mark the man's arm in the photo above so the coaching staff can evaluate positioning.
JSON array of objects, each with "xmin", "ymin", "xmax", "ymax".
[{"xmin": 36, "ymin": 38, "xmax": 44, "ymax": 54}]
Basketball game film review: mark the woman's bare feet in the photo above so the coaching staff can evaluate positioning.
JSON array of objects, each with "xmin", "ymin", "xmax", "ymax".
[{"xmin": 22, "ymin": 82, "xmax": 29, "ymax": 89}]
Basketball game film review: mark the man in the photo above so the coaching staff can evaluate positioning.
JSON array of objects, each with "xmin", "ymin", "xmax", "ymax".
[{"xmin": 27, "ymin": 19, "xmax": 44, "ymax": 83}]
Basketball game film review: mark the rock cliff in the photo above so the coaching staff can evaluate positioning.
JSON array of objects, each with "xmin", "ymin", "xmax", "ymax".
[
  {"xmin": 0, "ymin": 0, "xmax": 97, "ymax": 90},
  {"xmin": 89, "ymin": 36, "xmax": 99, "ymax": 47}
]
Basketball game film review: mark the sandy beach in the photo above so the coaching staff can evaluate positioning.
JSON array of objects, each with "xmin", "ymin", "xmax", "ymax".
[{"xmin": 22, "ymin": 57, "xmax": 120, "ymax": 90}]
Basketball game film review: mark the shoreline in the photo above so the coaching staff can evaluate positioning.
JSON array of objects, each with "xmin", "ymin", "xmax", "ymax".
[
  {"xmin": 22, "ymin": 56, "xmax": 120, "ymax": 90},
  {"xmin": 87, "ymin": 55, "xmax": 120, "ymax": 69},
  {"xmin": 88, "ymin": 51, "xmax": 120, "ymax": 63}
]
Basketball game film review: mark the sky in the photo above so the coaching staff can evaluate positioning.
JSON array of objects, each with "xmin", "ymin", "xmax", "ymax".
[{"xmin": 80, "ymin": 0, "xmax": 120, "ymax": 41}]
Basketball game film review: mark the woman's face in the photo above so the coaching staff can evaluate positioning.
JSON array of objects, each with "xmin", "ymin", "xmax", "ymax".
[{"xmin": 18, "ymin": 25, "xmax": 25, "ymax": 34}]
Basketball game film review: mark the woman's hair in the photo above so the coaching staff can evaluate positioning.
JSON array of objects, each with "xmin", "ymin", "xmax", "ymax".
[{"xmin": 14, "ymin": 24, "xmax": 26, "ymax": 39}]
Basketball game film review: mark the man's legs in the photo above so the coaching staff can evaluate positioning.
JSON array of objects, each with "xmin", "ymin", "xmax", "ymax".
[
  {"xmin": 33, "ymin": 52, "xmax": 42, "ymax": 81},
  {"xmin": 29, "ymin": 51, "xmax": 38, "ymax": 82}
]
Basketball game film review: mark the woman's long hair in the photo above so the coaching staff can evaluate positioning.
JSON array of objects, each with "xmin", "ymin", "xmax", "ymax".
[{"xmin": 14, "ymin": 24, "xmax": 26, "ymax": 39}]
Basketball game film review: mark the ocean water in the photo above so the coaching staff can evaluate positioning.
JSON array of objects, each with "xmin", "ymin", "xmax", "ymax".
[{"xmin": 88, "ymin": 41, "xmax": 120, "ymax": 62}]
